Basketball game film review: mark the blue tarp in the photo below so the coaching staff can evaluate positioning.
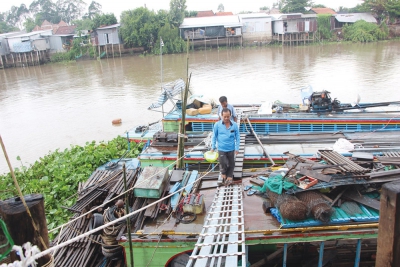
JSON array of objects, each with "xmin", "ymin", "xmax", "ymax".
[{"xmin": 13, "ymin": 42, "xmax": 33, "ymax": 53}]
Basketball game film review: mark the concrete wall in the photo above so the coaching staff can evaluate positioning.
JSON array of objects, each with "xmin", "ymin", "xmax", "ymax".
[
  {"xmin": 241, "ymin": 17, "xmax": 273, "ymax": 43},
  {"xmin": 48, "ymin": 36, "xmax": 64, "ymax": 53}
]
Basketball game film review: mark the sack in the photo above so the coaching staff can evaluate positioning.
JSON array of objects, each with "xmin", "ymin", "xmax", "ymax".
[
  {"xmin": 198, "ymin": 104, "xmax": 212, "ymax": 115},
  {"xmin": 186, "ymin": 108, "xmax": 199, "ymax": 116}
]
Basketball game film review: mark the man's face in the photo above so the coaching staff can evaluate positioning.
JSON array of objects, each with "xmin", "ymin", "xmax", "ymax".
[
  {"xmin": 220, "ymin": 101, "xmax": 228, "ymax": 108},
  {"xmin": 222, "ymin": 111, "xmax": 231, "ymax": 123}
]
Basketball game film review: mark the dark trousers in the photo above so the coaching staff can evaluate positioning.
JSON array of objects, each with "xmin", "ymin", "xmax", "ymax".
[{"xmin": 218, "ymin": 151, "xmax": 235, "ymax": 178}]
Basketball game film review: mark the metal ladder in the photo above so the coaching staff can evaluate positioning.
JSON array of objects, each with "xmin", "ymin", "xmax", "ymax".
[{"xmin": 186, "ymin": 184, "xmax": 246, "ymax": 267}]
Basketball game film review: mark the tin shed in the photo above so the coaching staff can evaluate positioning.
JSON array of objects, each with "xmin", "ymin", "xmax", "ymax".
[
  {"xmin": 239, "ymin": 13, "xmax": 273, "ymax": 44},
  {"xmin": 96, "ymin": 24, "xmax": 121, "ymax": 45}
]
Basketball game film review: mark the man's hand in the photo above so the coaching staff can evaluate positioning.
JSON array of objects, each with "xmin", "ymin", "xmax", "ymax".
[{"xmin": 235, "ymin": 150, "xmax": 239, "ymax": 155}]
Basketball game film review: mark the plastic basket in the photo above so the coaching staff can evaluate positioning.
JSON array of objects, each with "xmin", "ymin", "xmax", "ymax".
[{"xmin": 204, "ymin": 151, "xmax": 218, "ymax": 163}]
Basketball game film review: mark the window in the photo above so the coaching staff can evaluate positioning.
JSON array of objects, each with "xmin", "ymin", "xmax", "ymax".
[{"xmin": 104, "ymin": 33, "xmax": 110, "ymax": 44}]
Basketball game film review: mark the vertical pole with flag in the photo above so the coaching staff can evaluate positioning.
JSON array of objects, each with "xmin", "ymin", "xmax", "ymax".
[{"xmin": 160, "ymin": 37, "xmax": 164, "ymax": 117}]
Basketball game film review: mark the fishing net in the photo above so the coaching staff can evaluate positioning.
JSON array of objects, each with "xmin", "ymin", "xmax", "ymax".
[
  {"xmin": 296, "ymin": 191, "xmax": 333, "ymax": 223},
  {"xmin": 256, "ymin": 175, "xmax": 297, "ymax": 195},
  {"xmin": 266, "ymin": 190, "xmax": 308, "ymax": 221},
  {"xmin": 340, "ymin": 201, "xmax": 363, "ymax": 216}
]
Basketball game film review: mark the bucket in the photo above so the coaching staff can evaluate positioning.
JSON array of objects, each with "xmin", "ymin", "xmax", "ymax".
[{"xmin": 204, "ymin": 151, "xmax": 218, "ymax": 163}]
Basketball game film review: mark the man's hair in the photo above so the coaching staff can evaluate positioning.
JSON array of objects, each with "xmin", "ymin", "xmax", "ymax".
[
  {"xmin": 221, "ymin": 108, "xmax": 231, "ymax": 116},
  {"xmin": 219, "ymin": 96, "xmax": 227, "ymax": 103}
]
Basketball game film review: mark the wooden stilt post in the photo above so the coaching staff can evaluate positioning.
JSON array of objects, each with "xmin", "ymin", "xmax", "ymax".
[
  {"xmin": 12, "ymin": 54, "xmax": 15, "ymax": 67},
  {"xmin": 36, "ymin": 51, "xmax": 39, "ymax": 64},
  {"xmin": 376, "ymin": 181, "xmax": 400, "ymax": 266},
  {"xmin": 24, "ymin": 53, "xmax": 28, "ymax": 66},
  {"xmin": 217, "ymin": 36, "xmax": 218, "ymax": 49},
  {"xmin": 0, "ymin": 55, "xmax": 3, "ymax": 68},
  {"xmin": 119, "ymin": 43, "xmax": 121, "ymax": 57},
  {"xmin": 98, "ymin": 45, "xmax": 100, "ymax": 60},
  {"xmin": 30, "ymin": 52, "xmax": 34, "ymax": 66},
  {"xmin": 106, "ymin": 44, "xmax": 108, "ymax": 58},
  {"xmin": 112, "ymin": 43, "xmax": 114, "ymax": 58}
]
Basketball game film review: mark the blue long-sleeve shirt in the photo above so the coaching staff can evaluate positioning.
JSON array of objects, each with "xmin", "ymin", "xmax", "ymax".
[
  {"xmin": 218, "ymin": 103, "xmax": 237, "ymax": 121},
  {"xmin": 211, "ymin": 120, "xmax": 240, "ymax": 152}
]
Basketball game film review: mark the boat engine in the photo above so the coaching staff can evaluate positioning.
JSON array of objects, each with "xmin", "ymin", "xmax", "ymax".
[
  {"xmin": 153, "ymin": 131, "xmax": 186, "ymax": 143},
  {"xmin": 309, "ymin": 90, "xmax": 340, "ymax": 112}
]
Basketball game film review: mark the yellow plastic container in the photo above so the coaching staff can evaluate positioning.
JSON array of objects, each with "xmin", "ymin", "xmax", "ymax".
[{"xmin": 204, "ymin": 151, "xmax": 218, "ymax": 162}]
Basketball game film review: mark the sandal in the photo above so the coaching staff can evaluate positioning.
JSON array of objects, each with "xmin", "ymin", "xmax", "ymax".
[
  {"xmin": 244, "ymin": 185, "xmax": 253, "ymax": 191},
  {"xmin": 247, "ymin": 189, "xmax": 257, "ymax": 196}
]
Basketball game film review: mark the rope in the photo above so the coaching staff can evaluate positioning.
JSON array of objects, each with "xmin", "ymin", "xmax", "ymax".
[
  {"xmin": 32, "ymin": 163, "xmax": 219, "ymax": 261},
  {"xmin": 49, "ymin": 134, "xmax": 210, "ymax": 234},
  {"xmin": 145, "ymin": 235, "xmax": 162, "ymax": 267}
]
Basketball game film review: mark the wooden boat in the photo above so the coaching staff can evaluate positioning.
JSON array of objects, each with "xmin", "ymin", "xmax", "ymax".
[{"xmin": 126, "ymin": 82, "xmax": 400, "ymax": 143}]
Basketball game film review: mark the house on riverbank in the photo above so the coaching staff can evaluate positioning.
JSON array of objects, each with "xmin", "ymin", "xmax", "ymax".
[
  {"xmin": 239, "ymin": 13, "xmax": 273, "ymax": 45},
  {"xmin": 331, "ymin": 13, "xmax": 377, "ymax": 30},
  {"xmin": 92, "ymin": 23, "xmax": 123, "ymax": 59},
  {"xmin": 271, "ymin": 13, "xmax": 318, "ymax": 45},
  {"xmin": 179, "ymin": 15, "xmax": 243, "ymax": 48},
  {"xmin": 2, "ymin": 30, "xmax": 52, "ymax": 68},
  {"xmin": 0, "ymin": 31, "xmax": 25, "ymax": 68}
]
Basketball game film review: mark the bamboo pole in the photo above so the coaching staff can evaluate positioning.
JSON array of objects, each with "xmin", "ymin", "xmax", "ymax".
[
  {"xmin": 0, "ymin": 135, "xmax": 50, "ymax": 262},
  {"xmin": 123, "ymin": 164, "xmax": 134, "ymax": 267},
  {"xmin": 177, "ymin": 39, "xmax": 191, "ymax": 169},
  {"xmin": 245, "ymin": 118, "xmax": 275, "ymax": 166}
]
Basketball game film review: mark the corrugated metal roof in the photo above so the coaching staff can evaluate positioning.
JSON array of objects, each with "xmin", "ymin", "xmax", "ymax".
[
  {"xmin": 97, "ymin": 23, "xmax": 120, "ymax": 30},
  {"xmin": 334, "ymin": 13, "xmax": 377, "ymax": 23},
  {"xmin": 5, "ymin": 30, "xmax": 52, "ymax": 39},
  {"xmin": 180, "ymin": 15, "xmax": 241, "ymax": 28},
  {"xmin": 238, "ymin": 13, "xmax": 271, "ymax": 20},
  {"xmin": 0, "ymin": 31, "xmax": 25, "ymax": 38},
  {"xmin": 270, "ymin": 13, "xmax": 316, "ymax": 21},
  {"xmin": 311, "ymin": 8, "xmax": 336, "ymax": 14}
]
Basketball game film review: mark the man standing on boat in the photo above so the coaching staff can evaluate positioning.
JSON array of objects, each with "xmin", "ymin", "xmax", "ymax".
[
  {"xmin": 218, "ymin": 96, "xmax": 237, "ymax": 123},
  {"xmin": 211, "ymin": 108, "xmax": 240, "ymax": 186}
]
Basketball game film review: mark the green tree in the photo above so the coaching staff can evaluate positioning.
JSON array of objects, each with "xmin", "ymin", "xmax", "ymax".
[
  {"xmin": 29, "ymin": 0, "xmax": 60, "ymax": 24},
  {"xmin": 92, "ymin": 13, "xmax": 117, "ymax": 30},
  {"xmin": 316, "ymin": 14, "xmax": 332, "ymax": 40},
  {"xmin": 56, "ymin": 0, "xmax": 87, "ymax": 24},
  {"xmin": 155, "ymin": 22, "xmax": 186, "ymax": 54},
  {"xmin": 24, "ymin": 17, "xmax": 36, "ymax": 32},
  {"xmin": 385, "ymin": 0, "xmax": 400, "ymax": 20},
  {"xmin": 218, "ymin": 3, "xmax": 225, "ymax": 12},
  {"xmin": 84, "ymin": 0, "xmax": 102, "ymax": 19},
  {"xmin": 0, "ymin": 12, "xmax": 20, "ymax": 33},
  {"xmin": 343, "ymin": 20, "xmax": 388, "ymax": 42},
  {"xmin": 72, "ymin": 18, "xmax": 94, "ymax": 31},
  {"xmin": 185, "ymin": 10, "xmax": 198, "ymax": 17},
  {"xmin": 363, "ymin": 0, "xmax": 388, "ymax": 19},
  {"xmin": 169, "ymin": 0, "xmax": 186, "ymax": 27},
  {"xmin": 281, "ymin": 0, "xmax": 313, "ymax": 13},
  {"xmin": 273, "ymin": 0, "xmax": 285, "ymax": 10},
  {"xmin": 312, "ymin": 4, "xmax": 326, "ymax": 8},
  {"xmin": 120, "ymin": 7, "xmax": 159, "ymax": 49}
]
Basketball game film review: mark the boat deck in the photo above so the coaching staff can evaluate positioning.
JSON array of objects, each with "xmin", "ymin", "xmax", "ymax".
[{"xmin": 131, "ymin": 177, "xmax": 378, "ymax": 239}]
